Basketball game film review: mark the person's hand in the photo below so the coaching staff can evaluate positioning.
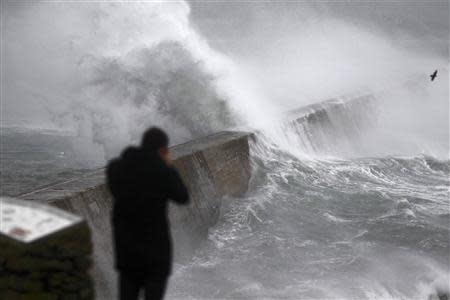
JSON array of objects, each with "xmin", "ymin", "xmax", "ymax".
[
  {"xmin": 164, "ymin": 153, "xmax": 172, "ymax": 166},
  {"xmin": 160, "ymin": 150, "xmax": 172, "ymax": 166}
]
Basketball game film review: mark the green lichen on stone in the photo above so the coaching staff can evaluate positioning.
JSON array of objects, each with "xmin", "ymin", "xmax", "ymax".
[
  {"xmin": 48, "ymin": 272, "xmax": 87, "ymax": 289},
  {"xmin": 45, "ymin": 224, "xmax": 92, "ymax": 257},
  {"xmin": 0, "ymin": 276, "xmax": 9, "ymax": 289},
  {"xmin": 16, "ymin": 278, "xmax": 43, "ymax": 292},
  {"xmin": 0, "ymin": 239, "xmax": 25, "ymax": 257},
  {"xmin": 73, "ymin": 256, "xmax": 92, "ymax": 270},
  {"xmin": 60, "ymin": 293, "xmax": 78, "ymax": 300},
  {"xmin": 0, "ymin": 290, "xmax": 58, "ymax": 300},
  {"xmin": 62, "ymin": 278, "xmax": 91, "ymax": 292},
  {"xmin": 47, "ymin": 272, "xmax": 65, "ymax": 288},
  {"xmin": 6, "ymin": 256, "xmax": 72, "ymax": 272},
  {"xmin": 0, "ymin": 275, "xmax": 43, "ymax": 292},
  {"xmin": 0, "ymin": 200, "xmax": 94, "ymax": 300},
  {"xmin": 79, "ymin": 286, "xmax": 95, "ymax": 300},
  {"xmin": 29, "ymin": 272, "xmax": 46, "ymax": 280}
]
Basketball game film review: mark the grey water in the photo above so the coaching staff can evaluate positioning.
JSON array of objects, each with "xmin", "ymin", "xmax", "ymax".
[
  {"xmin": 163, "ymin": 94, "xmax": 449, "ymax": 299},
  {"xmin": 168, "ymin": 143, "xmax": 450, "ymax": 299},
  {"xmin": 0, "ymin": 128, "xmax": 104, "ymax": 196}
]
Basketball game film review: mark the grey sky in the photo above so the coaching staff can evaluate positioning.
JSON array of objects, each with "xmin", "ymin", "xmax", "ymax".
[{"xmin": 188, "ymin": 0, "xmax": 449, "ymax": 58}]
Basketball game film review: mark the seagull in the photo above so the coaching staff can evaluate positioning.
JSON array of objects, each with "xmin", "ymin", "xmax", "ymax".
[{"xmin": 430, "ymin": 70, "xmax": 438, "ymax": 81}]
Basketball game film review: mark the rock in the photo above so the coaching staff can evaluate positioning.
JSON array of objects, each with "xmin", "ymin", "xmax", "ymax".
[
  {"xmin": 0, "ymin": 276, "xmax": 9, "ymax": 289},
  {"xmin": 60, "ymin": 293, "xmax": 78, "ymax": 300},
  {"xmin": 0, "ymin": 275, "xmax": 43, "ymax": 292},
  {"xmin": 79, "ymin": 287, "xmax": 95, "ymax": 299},
  {"xmin": 0, "ymin": 290, "xmax": 58, "ymax": 300},
  {"xmin": 0, "ymin": 198, "xmax": 94, "ymax": 300},
  {"xmin": 73, "ymin": 256, "xmax": 92, "ymax": 270},
  {"xmin": 6, "ymin": 256, "xmax": 72, "ymax": 272}
]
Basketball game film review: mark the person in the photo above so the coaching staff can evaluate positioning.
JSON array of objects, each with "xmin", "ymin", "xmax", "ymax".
[{"xmin": 107, "ymin": 127, "xmax": 189, "ymax": 300}]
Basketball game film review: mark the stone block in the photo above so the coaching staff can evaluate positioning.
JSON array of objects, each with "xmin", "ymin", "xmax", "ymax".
[
  {"xmin": 5, "ymin": 256, "xmax": 72, "ymax": 272},
  {"xmin": 0, "ymin": 197, "xmax": 94, "ymax": 300},
  {"xmin": 0, "ymin": 290, "xmax": 58, "ymax": 300}
]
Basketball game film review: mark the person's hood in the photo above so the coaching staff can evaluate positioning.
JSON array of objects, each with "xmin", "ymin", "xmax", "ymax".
[
  {"xmin": 121, "ymin": 146, "xmax": 142, "ymax": 161},
  {"xmin": 120, "ymin": 146, "xmax": 164, "ymax": 167}
]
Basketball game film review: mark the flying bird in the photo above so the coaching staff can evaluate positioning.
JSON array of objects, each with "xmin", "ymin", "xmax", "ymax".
[{"xmin": 430, "ymin": 70, "xmax": 438, "ymax": 81}]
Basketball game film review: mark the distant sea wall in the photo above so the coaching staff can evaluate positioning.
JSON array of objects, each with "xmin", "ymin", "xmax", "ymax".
[
  {"xmin": 284, "ymin": 94, "xmax": 378, "ymax": 155},
  {"xmin": 18, "ymin": 131, "xmax": 252, "ymax": 299}
]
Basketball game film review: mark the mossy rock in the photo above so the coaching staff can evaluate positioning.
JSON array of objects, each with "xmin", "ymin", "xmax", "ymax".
[
  {"xmin": 6, "ymin": 256, "xmax": 72, "ymax": 272},
  {"xmin": 73, "ymin": 256, "xmax": 92, "ymax": 271},
  {"xmin": 0, "ymin": 275, "xmax": 43, "ymax": 291},
  {"xmin": 79, "ymin": 287, "xmax": 95, "ymax": 300},
  {"xmin": 0, "ymin": 276, "xmax": 10, "ymax": 289},
  {"xmin": 59, "ymin": 293, "xmax": 78, "ymax": 300},
  {"xmin": 0, "ymin": 290, "xmax": 57, "ymax": 300},
  {"xmin": 0, "ymin": 239, "xmax": 26, "ymax": 257},
  {"xmin": 62, "ymin": 277, "xmax": 92, "ymax": 292},
  {"xmin": 47, "ymin": 272, "xmax": 65, "ymax": 288},
  {"xmin": 29, "ymin": 272, "xmax": 47, "ymax": 280},
  {"xmin": 44, "ymin": 224, "xmax": 92, "ymax": 257}
]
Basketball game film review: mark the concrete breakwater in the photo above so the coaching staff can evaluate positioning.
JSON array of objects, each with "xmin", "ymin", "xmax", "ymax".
[
  {"xmin": 18, "ymin": 131, "xmax": 252, "ymax": 299},
  {"xmin": 284, "ymin": 94, "xmax": 378, "ymax": 155}
]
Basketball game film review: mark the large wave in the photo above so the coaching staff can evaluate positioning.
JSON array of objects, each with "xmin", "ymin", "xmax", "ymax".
[
  {"xmin": 3, "ymin": 1, "xmax": 447, "ymax": 160},
  {"xmin": 70, "ymin": 40, "xmax": 235, "ymax": 157},
  {"xmin": 167, "ymin": 136, "xmax": 450, "ymax": 299},
  {"xmin": 4, "ymin": 1, "xmax": 242, "ymax": 158}
]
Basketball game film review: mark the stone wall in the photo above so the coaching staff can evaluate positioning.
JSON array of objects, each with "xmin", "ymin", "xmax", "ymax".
[
  {"xmin": 18, "ymin": 131, "xmax": 252, "ymax": 299},
  {"xmin": 284, "ymin": 94, "xmax": 378, "ymax": 155},
  {"xmin": 0, "ymin": 198, "xmax": 94, "ymax": 300}
]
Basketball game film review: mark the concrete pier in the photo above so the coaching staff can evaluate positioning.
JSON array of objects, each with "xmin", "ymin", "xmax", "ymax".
[
  {"xmin": 18, "ymin": 130, "xmax": 252, "ymax": 299},
  {"xmin": 284, "ymin": 94, "xmax": 378, "ymax": 155}
]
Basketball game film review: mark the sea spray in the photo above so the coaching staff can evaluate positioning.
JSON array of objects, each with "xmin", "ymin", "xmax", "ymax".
[{"xmin": 4, "ymin": 1, "xmax": 447, "ymax": 159}]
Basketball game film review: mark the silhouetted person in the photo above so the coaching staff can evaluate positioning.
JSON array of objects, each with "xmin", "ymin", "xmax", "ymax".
[
  {"xmin": 430, "ymin": 69, "xmax": 438, "ymax": 81},
  {"xmin": 107, "ymin": 127, "xmax": 189, "ymax": 300}
]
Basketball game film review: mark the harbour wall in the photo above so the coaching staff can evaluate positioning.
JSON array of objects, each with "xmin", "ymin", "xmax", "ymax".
[
  {"xmin": 283, "ymin": 94, "xmax": 378, "ymax": 155},
  {"xmin": 18, "ymin": 131, "xmax": 252, "ymax": 299}
]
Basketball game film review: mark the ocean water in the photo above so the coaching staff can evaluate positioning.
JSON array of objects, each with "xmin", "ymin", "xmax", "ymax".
[
  {"xmin": 163, "ymin": 93, "xmax": 449, "ymax": 299},
  {"xmin": 167, "ymin": 140, "xmax": 449, "ymax": 299},
  {"xmin": 0, "ymin": 127, "xmax": 104, "ymax": 196}
]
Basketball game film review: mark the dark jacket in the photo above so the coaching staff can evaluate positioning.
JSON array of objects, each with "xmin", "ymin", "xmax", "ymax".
[{"xmin": 106, "ymin": 147, "xmax": 189, "ymax": 277}]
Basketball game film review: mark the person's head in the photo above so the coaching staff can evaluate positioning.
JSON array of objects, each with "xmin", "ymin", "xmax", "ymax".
[{"xmin": 141, "ymin": 127, "xmax": 169, "ymax": 160}]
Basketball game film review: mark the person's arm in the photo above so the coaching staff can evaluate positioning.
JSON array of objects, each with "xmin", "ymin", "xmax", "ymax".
[{"xmin": 166, "ymin": 166, "xmax": 189, "ymax": 205}]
